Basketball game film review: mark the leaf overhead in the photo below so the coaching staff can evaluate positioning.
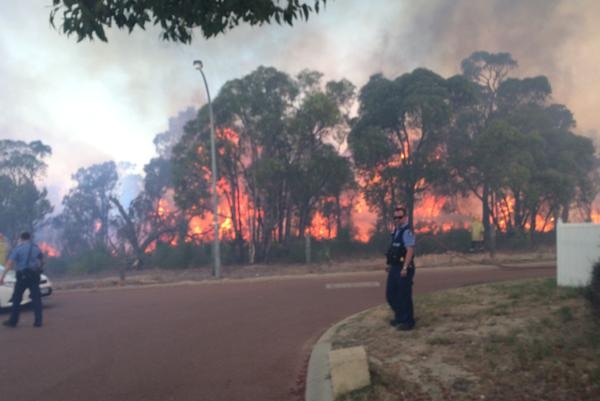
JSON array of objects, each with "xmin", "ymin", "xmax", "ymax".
[{"xmin": 50, "ymin": 0, "xmax": 328, "ymax": 43}]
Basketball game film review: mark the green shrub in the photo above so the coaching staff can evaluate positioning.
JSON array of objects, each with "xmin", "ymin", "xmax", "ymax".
[
  {"xmin": 148, "ymin": 242, "xmax": 211, "ymax": 269},
  {"xmin": 265, "ymin": 239, "xmax": 306, "ymax": 264},
  {"xmin": 414, "ymin": 229, "xmax": 471, "ymax": 254},
  {"xmin": 587, "ymin": 259, "xmax": 600, "ymax": 320},
  {"xmin": 45, "ymin": 247, "xmax": 117, "ymax": 275}
]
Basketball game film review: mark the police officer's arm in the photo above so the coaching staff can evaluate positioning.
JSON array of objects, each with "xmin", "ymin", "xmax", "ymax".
[
  {"xmin": 404, "ymin": 246, "xmax": 414, "ymax": 270},
  {"xmin": 400, "ymin": 246, "xmax": 414, "ymax": 277},
  {"xmin": 400, "ymin": 228, "xmax": 416, "ymax": 276}
]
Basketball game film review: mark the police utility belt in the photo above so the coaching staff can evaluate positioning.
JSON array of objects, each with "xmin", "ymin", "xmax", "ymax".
[{"xmin": 16, "ymin": 268, "xmax": 41, "ymax": 282}]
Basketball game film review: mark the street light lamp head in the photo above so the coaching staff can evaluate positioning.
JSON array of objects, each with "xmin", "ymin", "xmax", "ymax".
[{"xmin": 193, "ymin": 60, "xmax": 203, "ymax": 70}]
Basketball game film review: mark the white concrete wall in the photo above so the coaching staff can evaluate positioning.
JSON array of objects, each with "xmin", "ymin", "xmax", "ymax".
[{"xmin": 557, "ymin": 220, "xmax": 600, "ymax": 286}]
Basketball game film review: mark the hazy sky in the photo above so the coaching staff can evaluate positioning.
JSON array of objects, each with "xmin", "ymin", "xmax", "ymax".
[{"xmin": 1, "ymin": 0, "xmax": 599, "ymax": 208}]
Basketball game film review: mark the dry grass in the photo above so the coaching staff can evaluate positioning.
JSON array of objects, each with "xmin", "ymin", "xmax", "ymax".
[
  {"xmin": 52, "ymin": 248, "xmax": 555, "ymax": 291},
  {"xmin": 332, "ymin": 278, "xmax": 600, "ymax": 401}
]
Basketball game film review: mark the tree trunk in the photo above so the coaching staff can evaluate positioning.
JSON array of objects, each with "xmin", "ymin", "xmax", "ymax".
[
  {"xmin": 529, "ymin": 211, "xmax": 536, "ymax": 246},
  {"xmin": 514, "ymin": 192, "xmax": 524, "ymax": 235},
  {"xmin": 406, "ymin": 185, "xmax": 415, "ymax": 229},
  {"xmin": 231, "ymin": 179, "xmax": 245, "ymax": 263},
  {"xmin": 248, "ymin": 210, "xmax": 256, "ymax": 264},
  {"xmin": 305, "ymin": 233, "xmax": 311, "ymax": 264},
  {"xmin": 109, "ymin": 196, "xmax": 143, "ymax": 272},
  {"xmin": 561, "ymin": 203, "xmax": 570, "ymax": 223},
  {"xmin": 284, "ymin": 204, "xmax": 292, "ymax": 244},
  {"xmin": 482, "ymin": 184, "xmax": 496, "ymax": 258},
  {"xmin": 335, "ymin": 195, "xmax": 342, "ymax": 239}
]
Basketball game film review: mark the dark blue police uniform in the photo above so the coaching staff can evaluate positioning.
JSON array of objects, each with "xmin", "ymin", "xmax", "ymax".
[
  {"xmin": 386, "ymin": 224, "xmax": 416, "ymax": 329},
  {"xmin": 6, "ymin": 241, "xmax": 44, "ymax": 327}
]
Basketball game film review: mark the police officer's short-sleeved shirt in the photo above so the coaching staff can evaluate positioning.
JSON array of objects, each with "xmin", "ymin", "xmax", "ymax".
[
  {"xmin": 395, "ymin": 224, "xmax": 416, "ymax": 247},
  {"xmin": 8, "ymin": 241, "xmax": 43, "ymax": 271}
]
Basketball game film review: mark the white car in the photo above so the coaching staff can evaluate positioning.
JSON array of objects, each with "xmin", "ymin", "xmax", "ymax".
[{"xmin": 0, "ymin": 264, "xmax": 53, "ymax": 308}]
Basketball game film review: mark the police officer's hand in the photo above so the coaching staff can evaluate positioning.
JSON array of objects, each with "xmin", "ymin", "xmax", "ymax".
[
  {"xmin": 400, "ymin": 269, "xmax": 408, "ymax": 277},
  {"xmin": 385, "ymin": 266, "xmax": 390, "ymax": 272}
]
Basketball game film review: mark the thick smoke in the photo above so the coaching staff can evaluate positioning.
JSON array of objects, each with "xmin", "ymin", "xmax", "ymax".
[
  {"xmin": 153, "ymin": 107, "xmax": 196, "ymax": 159},
  {"xmin": 1, "ymin": 0, "xmax": 599, "ymax": 211},
  {"xmin": 366, "ymin": 0, "xmax": 600, "ymax": 137}
]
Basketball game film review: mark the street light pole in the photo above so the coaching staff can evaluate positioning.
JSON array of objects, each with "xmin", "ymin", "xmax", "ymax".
[{"xmin": 193, "ymin": 60, "xmax": 221, "ymax": 279}]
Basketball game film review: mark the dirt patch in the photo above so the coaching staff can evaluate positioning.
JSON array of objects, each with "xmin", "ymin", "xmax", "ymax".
[
  {"xmin": 51, "ymin": 248, "xmax": 555, "ymax": 291},
  {"xmin": 331, "ymin": 278, "xmax": 600, "ymax": 401}
]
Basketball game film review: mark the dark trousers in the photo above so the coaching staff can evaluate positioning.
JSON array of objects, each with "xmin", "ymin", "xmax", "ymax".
[
  {"xmin": 9, "ymin": 270, "xmax": 42, "ymax": 326},
  {"xmin": 386, "ymin": 265, "xmax": 415, "ymax": 326}
]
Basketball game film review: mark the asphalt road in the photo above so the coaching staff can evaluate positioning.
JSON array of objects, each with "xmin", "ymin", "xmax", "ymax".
[{"xmin": 0, "ymin": 264, "xmax": 554, "ymax": 401}]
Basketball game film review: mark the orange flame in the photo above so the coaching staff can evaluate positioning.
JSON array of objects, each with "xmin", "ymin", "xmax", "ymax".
[
  {"xmin": 351, "ymin": 194, "xmax": 375, "ymax": 242},
  {"xmin": 142, "ymin": 126, "xmax": 573, "ymax": 253},
  {"xmin": 308, "ymin": 211, "xmax": 336, "ymax": 240},
  {"xmin": 39, "ymin": 242, "xmax": 60, "ymax": 258}
]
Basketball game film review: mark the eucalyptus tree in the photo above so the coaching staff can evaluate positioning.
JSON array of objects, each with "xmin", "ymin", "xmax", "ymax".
[
  {"xmin": 286, "ymin": 77, "xmax": 354, "ymax": 239},
  {"xmin": 482, "ymin": 75, "xmax": 552, "ymax": 235},
  {"xmin": 449, "ymin": 52, "xmax": 519, "ymax": 247},
  {"xmin": 453, "ymin": 51, "xmax": 597, "ymax": 243},
  {"xmin": 448, "ymin": 51, "xmax": 561, "ymax": 249},
  {"xmin": 55, "ymin": 161, "xmax": 118, "ymax": 255},
  {"xmin": 110, "ymin": 157, "xmax": 182, "ymax": 270},
  {"xmin": 502, "ymin": 103, "xmax": 596, "ymax": 234},
  {"xmin": 349, "ymin": 68, "xmax": 473, "ymax": 229},
  {"xmin": 0, "ymin": 140, "xmax": 53, "ymax": 243},
  {"xmin": 173, "ymin": 66, "xmax": 298, "ymax": 262},
  {"xmin": 469, "ymin": 119, "xmax": 538, "ymax": 234},
  {"xmin": 173, "ymin": 66, "xmax": 355, "ymax": 262}
]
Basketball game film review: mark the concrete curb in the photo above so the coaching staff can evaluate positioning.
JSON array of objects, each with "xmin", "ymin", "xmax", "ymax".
[
  {"xmin": 303, "ymin": 260, "xmax": 556, "ymax": 401},
  {"xmin": 305, "ymin": 308, "xmax": 373, "ymax": 401}
]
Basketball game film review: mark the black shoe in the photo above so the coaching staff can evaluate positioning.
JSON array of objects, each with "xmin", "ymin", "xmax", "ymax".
[
  {"xmin": 389, "ymin": 319, "xmax": 400, "ymax": 327},
  {"xmin": 397, "ymin": 323, "xmax": 415, "ymax": 331},
  {"xmin": 2, "ymin": 320, "xmax": 16, "ymax": 328},
  {"xmin": 33, "ymin": 322, "xmax": 42, "ymax": 328}
]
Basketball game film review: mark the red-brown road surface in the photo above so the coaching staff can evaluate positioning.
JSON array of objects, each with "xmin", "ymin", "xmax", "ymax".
[{"xmin": 0, "ymin": 264, "xmax": 554, "ymax": 401}]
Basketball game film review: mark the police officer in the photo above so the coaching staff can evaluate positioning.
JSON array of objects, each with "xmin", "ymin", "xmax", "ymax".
[
  {"xmin": 0, "ymin": 232, "xmax": 45, "ymax": 328},
  {"xmin": 386, "ymin": 206, "xmax": 416, "ymax": 331}
]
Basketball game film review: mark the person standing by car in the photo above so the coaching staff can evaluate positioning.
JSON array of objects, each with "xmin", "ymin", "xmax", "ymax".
[
  {"xmin": 0, "ymin": 232, "xmax": 45, "ymax": 328},
  {"xmin": 385, "ymin": 206, "xmax": 416, "ymax": 331},
  {"xmin": 469, "ymin": 216, "xmax": 484, "ymax": 252},
  {"xmin": 0, "ymin": 233, "xmax": 7, "ymax": 267}
]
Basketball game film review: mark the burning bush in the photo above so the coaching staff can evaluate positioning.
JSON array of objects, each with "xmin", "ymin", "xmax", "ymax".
[{"xmin": 44, "ymin": 246, "xmax": 116, "ymax": 276}]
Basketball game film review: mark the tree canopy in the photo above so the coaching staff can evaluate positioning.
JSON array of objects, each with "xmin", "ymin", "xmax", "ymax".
[
  {"xmin": 49, "ymin": 0, "xmax": 328, "ymax": 43},
  {"xmin": 0, "ymin": 140, "xmax": 53, "ymax": 243},
  {"xmin": 172, "ymin": 66, "xmax": 355, "ymax": 262},
  {"xmin": 447, "ymin": 51, "xmax": 598, "ymax": 249},
  {"xmin": 12, "ymin": 51, "xmax": 599, "ymax": 270},
  {"xmin": 54, "ymin": 161, "xmax": 118, "ymax": 255},
  {"xmin": 349, "ymin": 68, "xmax": 475, "ymax": 228}
]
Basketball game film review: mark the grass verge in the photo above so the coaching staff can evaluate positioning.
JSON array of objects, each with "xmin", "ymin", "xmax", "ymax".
[{"xmin": 331, "ymin": 278, "xmax": 600, "ymax": 401}]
